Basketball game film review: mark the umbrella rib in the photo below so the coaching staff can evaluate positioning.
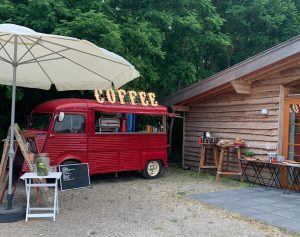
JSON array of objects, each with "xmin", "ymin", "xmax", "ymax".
[
  {"xmin": 16, "ymin": 35, "xmax": 41, "ymax": 64},
  {"xmin": 24, "ymin": 36, "xmax": 114, "ymax": 83},
  {"xmin": 0, "ymin": 55, "xmax": 12, "ymax": 64},
  {"xmin": 20, "ymin": 37, "xmax": 55, "ymax": 84},
  {"xmin": 0, "ymin": 33, "xmax": 10, "ymax": 37},
  {"xmin": 18, "ymin": 49, "xmax": 69, "ymax": 65},
  {"xmin": 0, "ymin": 34, "xmax": 15, "ymax": 64},
  {"xmin": 21, "ymin": 56, "xmax": 65, "ymax": 64},
  {"xmin": 25, "ymin": 35, "xmax": 130, "ymax": 67}
]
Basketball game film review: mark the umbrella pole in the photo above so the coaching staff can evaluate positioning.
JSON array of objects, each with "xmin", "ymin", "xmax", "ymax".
[{"xmin": 7, "ymin": 36, "xmax": 18, "ymax": 210}]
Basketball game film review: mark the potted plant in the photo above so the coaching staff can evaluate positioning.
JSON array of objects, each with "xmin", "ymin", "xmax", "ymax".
[{"xmin": 244, "ymin": 151, "xmax": 255, "ymax": 160}]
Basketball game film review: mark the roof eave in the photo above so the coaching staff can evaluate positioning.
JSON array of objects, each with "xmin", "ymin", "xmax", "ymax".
[{"xmin": 161, "ymin": 35, "xmax": 300, "ymax": 106}]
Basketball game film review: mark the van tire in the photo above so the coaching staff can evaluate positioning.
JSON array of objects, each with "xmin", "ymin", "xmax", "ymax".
[{"xmin": 142, "ymin": 160, "xmax": 163, "ymax": 179}]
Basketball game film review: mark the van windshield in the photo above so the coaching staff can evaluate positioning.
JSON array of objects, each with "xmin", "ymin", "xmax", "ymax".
[{"xmin": 28, "ymin": 113, "xmax": 52, "ymax": 130}]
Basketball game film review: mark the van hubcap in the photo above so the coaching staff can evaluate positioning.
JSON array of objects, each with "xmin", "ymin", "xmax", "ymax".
[{"xmin": 147, "ymin": 161, "xmax": 160, "ymax": 176}]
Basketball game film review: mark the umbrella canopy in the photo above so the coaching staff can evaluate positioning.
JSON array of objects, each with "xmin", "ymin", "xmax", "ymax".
[
  {"xmin": 0, "ymin": 23, "xmax": 139, "ymax": 210},
  {"xmin": 0, "ymin": 24, "xmax": 139, "ymax": 90}
]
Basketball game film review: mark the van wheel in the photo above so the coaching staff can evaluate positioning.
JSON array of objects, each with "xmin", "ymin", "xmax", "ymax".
[{"xmin": 142, "ymin": 160, "xmax": 163, "ymax": 179}]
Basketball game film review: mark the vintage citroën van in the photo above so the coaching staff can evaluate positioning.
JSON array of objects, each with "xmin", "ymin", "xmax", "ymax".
[{"xmin": 25, "ymin": 90, "xmax": 168, "ymax": 178}]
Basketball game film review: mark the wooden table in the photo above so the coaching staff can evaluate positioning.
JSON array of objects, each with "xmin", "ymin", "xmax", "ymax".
[
  {"xmin": 198, "ymin": 143, "xmax": 219, "ymax": 179},
  {"xmin": 216, "ymin": 145, "xmax": 243, "ymax": 182}
]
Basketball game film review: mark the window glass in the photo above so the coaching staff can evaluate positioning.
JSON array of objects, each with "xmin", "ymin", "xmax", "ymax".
[
  {"xmin": 94, "ymin": 111, "xmax": 165, "ymax": 133},
  {"xmin": 288, "ymin": 106, "xmax": 300, "ymax": 162},
  {"xmin": 54, "ymin": 114, "xmax": 85, "ymax": 134},
  {"xmin": 28, "ymin": 113, "xmax": 52, "ymax": 130},
  {"xmin": 288, "ymin": 85, "xmax": 300, "ymax": 96}
]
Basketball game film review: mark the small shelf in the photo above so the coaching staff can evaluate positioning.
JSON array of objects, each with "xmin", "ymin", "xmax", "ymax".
[{"xmin": 97, "ymin": 117, "xmax": 120, "ymax": 133}]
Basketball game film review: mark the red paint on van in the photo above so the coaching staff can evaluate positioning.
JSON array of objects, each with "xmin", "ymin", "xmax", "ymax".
[{"xmin": 25, "ymin": 99, "xmax": 168, "ymax": 176}]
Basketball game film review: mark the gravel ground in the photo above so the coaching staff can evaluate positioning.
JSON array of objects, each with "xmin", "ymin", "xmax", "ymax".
[{"xmin": 1, "ymin": 165, "xmax": 299, "ymax": 237}]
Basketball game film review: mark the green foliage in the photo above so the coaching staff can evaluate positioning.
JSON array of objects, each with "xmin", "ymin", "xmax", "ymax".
[
  {"xmin": 0, "ymin": 0, "xmax": 15, "ymax": 22},
  {"xmin": 15, "ymin": 0, "xmax": 72, "ymax": 33},
  {"xmin": 0, "ymin": 0, "xmax": 300, "ymax": 142},
  {"xmin": 244, "ymin": 151, "xmax": 255, "ymax": 158},
  {"xmin": 213, "ymin": 0, "xmax": 300, "ymax": 67},
  {"xmin": 5, "ymin": 86, "xmax": 24, "ymax": 101},
  {"xmin": 55, "ymin": 11, "xmax": 123, "ymax": 53}
]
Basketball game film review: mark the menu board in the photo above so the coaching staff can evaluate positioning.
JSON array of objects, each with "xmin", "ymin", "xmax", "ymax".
[{"xmin": 59, "ymin": 163, "xmax": 90, "ymax": 191}]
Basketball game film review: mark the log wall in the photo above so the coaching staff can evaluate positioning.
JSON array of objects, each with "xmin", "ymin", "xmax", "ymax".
[{"xmin": 183, "ymin": 67, "xmax": 300, "ymax": 171}]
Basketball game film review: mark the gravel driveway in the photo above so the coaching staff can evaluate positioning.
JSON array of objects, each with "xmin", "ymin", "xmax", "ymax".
[{"xmin": 1, "ymin": 166, "xmax": 298, "ymax": 237}]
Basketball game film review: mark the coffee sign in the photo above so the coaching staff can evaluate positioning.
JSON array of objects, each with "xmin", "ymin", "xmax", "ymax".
[{"xmin": 94, "ymin": 89, "xmax": 158, "ymax": 106}]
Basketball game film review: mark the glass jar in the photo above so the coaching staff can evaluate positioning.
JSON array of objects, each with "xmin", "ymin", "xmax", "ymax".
[{"xmin": 36, "ymin": 153, "xmax": 50, "ymax": 176}]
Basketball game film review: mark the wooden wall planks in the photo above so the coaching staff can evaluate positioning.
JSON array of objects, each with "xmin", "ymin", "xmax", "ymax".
[{"xmin": 182, "ymin": 66, "xmax": 300, "ymax": 172}]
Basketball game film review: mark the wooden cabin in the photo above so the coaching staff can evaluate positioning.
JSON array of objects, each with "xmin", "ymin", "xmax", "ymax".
[{"xmin": 163, "ymin": 36, "xmax": 300, "ymax": 173}]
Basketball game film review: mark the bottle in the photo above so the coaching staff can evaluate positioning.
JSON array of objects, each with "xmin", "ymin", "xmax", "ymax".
[{"xmin": 36, "ymin": 153, "xmax": 50, "ymax": 176}]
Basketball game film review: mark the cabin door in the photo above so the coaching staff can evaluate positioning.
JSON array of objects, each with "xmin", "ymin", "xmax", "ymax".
[{"xmin": 282, "ymin": 98, "xmax": 300, "ymax": 189}]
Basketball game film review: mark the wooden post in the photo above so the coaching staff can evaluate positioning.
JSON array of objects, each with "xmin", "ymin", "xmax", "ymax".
[
  {"xmin": 167, "ymin": 108, "xmax": 175, "ymax": 161},
  {"xmin": 216, "ymin": 147, "xmax": 225, "ymax": 182},
  {"xmin": 13, "ymin": 124, "xmax": 51, "ymax": 206}
]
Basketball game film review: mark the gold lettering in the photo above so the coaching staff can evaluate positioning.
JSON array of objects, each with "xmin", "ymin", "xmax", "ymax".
[
  {"xmin": 94, "ymin": 89, "xmax": 104, "ymax": 103},
  {"xmin": 138, "ymin": 92, "xmax": 149, "ymax": 106},
  {"xmin": 94, "ymin": 89, "xmax": 159, "ymax": 106},
  {"xmin": 128, "ymin": 91, "xmax": 137, "ymax": 105},
  {"xmin": 117, "ymin": 89, "xmax": 127, "ymax": 105},
  {"xmin": 147, "ymin": 93, "xmax": 158, "ymax": 106},
  {"xmin": 106, "ymin": 89, "xmax": 116, "ymax": 104}
]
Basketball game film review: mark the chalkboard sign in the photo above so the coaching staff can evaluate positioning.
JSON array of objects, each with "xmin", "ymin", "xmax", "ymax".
[{"xmin": 58, "ymin": 163, "xmax": 90, "ymax": 191}]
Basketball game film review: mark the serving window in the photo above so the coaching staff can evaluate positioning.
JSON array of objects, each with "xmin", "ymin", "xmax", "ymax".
[
  {"xmin": 54, "ymin": 114, "xmax": 85, "ymax": 134},
  {"xmin": 94, "ymin": 111, "xmax": 166, "ymax": 134},
  {"xmin": 95, "ymin": 112, "xmax": 120, "ymax": 133}
]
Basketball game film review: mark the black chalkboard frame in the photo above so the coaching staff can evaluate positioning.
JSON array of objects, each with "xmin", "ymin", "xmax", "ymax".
[{"xmin": 58, "ymin": 163, "xmax": 90, "ymax": 191}]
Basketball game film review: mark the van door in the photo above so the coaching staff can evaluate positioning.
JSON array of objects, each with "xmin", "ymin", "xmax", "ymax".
[
  {"xmin": 43, "ymin": 113, "xmax": 88, "ymax": 165},
  {"xmin": 87, "ymin": 111, "xmax": 119, "ymax": 174}
]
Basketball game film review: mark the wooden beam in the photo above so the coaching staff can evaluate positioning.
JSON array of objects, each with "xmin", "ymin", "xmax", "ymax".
[
  {"xmin": 240, "ymin": 57, "xmax": 300, "ymax": 83},
  {"xmin": 179, "ymin": 57, "xmax": 300, "ymax": 105},
  {"xmin": 180, "ymin": 84, "xmax": 233, "ymax": 105},
  {"xmin": 279, "ymin": 67, "xmax": 300, "ymax": 76},
  {"xmin": 231, "ymin": 80, "xmax": 251, "ymax": 94},
  {"xmin": 182, "ymin": 113, "xmax": 186, "ymax": 168},
  {"xmin": 277, "ymin": 85, "xmax": 285, "ymax": 155},
  {"xmin": 171, "ymin": 105, "xmax": 189, "ymax": 112}
]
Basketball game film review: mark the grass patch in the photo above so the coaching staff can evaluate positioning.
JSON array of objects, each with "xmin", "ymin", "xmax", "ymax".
[
  {"xmin": 167, "ymin": 164, "xmax": 248, "ymax": 188},
  {"xmin": 176, "ymin": 191, "xmax": 187, "ymax": 197},
  {"xmin": 169, "ymin": 218, "xmax": 178, "ymax": 223}
]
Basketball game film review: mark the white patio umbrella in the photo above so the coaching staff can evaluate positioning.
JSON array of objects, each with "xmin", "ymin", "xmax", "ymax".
[{"xmin": 0, "ymin": 24, "xmax": 140, "ymax": 210}]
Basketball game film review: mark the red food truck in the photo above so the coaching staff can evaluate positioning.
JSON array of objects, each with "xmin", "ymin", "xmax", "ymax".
[{"xmin": 25, "ymin": 97, "xmax": 169, "ymax": 178}]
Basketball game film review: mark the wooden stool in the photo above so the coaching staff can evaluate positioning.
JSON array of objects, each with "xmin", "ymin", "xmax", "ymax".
[
  {"xmin": 198, "ymin": 143, "xmax": 219, "ymax": 180},
  {"xmin": 216, "ymin": 145, "xmax": 243, "ymax": 182}
]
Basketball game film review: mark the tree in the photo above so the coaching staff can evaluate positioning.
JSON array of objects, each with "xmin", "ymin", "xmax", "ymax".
[
  {"xmin": 108, "ymin": 0, "xmax": 230, "ymax": 97},
  {"xmin": 0, "ymin": 0, "xmax": 300, "ymax": 141},
  {"xmin": 213, "ymin": 0, "xmax": 300, "ymax": 68}
]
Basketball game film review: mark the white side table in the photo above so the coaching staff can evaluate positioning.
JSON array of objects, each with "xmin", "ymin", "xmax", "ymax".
[{"xmin": 20, "ymin": 172, "xmax": 62, "ymax": 221}]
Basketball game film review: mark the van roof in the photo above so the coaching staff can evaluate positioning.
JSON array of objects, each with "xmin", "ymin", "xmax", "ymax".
[{"xmin": 33, "ymin": 98, "xmax": 168, "ymax": 115}]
